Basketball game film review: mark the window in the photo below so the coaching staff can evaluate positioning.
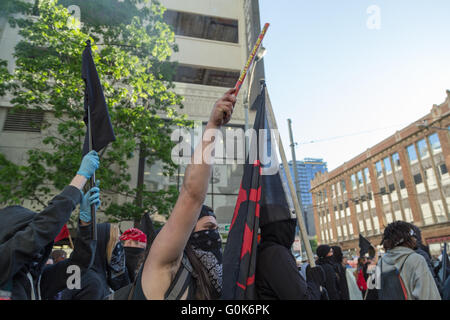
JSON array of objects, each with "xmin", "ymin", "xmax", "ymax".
[
  {"xmin": 383, "ymin": 157, "xmax": 392, "ymax": 173},
  {"xmin": 357, "ymin": 171, "xmax": 363, "ymax": 185},
  {"xmin": 364, "ymin": 168, "xmax": 370, "ymax": 183},
  {"xmin": 388, "ymin": 184, "xmax": 395, "ymax": 193},
  {"xmin": 406, "ymin": 144, "xmax": 417, "ymax": 162},
  {"xmin": 413, "ymin": 173, "xmax": 423, "ymax": 185},
  {"xmin": 174, "ymin": 65, "xmax": 240, "ymax": 88},
  {"xmin": 375, "ymin": 161, "xmax": 382, "ymax": 177},
  {"xmin": 417, "ymin": 139, "xmax": 428, "ymax": 158},
  {"xmin": 341, "ymin": 180, "xmax": 346, "ymax": 193},
  {"xmin": 399, "ymin": 180, "xmax": 406, "ymax": 189},
  {"xmin": 164, "ymin": 10, "xmax": 239, "ymax": 43},
  {"xmin": 351, "ymin": 174, "xmax": 356, "ymax": 189},
  {"xmin": 440, "ymin": 164, "xmax": 448, "ymax": 175},
  {"xmin": 392, "ymin": 153, "xmax": 401, "ymax": 169},
  {"xmin": 428, "ymin": 133, "xmax": 441, "ymax": 153},
  {"xmin": 380, "ymin": 187, "xmax": 386, "ymax": 195}
]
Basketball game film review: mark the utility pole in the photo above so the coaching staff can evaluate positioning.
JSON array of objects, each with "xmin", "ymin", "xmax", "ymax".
[{"xmin": 287, "ymin": 118, "xmax": 308, "ymax": 259}]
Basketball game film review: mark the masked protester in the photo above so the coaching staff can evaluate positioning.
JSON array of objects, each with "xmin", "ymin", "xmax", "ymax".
[
  {"xmin": 107, "ymin": 89, "xmax": 236, "ymax": 300},
  {"xmin": 331, "ymin": 246, "xmax": 350, "ymax": 300},
  {"xmin": 316, "ymin": 245, "xmax": 341, "ymax": 300},
  {"xmin": 0, "ymin": 151, "xmax": 100, "ymax": 300},
  {"xmin": 61, "ymin": 223, "xmax": 130, "ymax": 300},
  {"xmin": 120, "ymin": 228, "xmax": 147, "ymax": 283},
  {"xmin": 255, "ymin": 219, "xmax": 322, "ymax": 300}
]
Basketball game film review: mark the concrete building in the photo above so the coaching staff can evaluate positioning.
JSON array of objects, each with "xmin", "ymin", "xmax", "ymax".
[
  {"xmin": 311, "ymin": 91, "xmax": 450, "ymax": 256},
  {"xmin": 0, "ymin": 0, "xmax": 265, "ymax": 235}
]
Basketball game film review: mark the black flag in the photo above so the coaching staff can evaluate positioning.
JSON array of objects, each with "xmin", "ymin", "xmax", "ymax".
[
  {"xmin": 222, "ymin": 84, "xmax": 292, "ymax": 299},
  {"xmin": 359, "ymin": 234, "xmax": 374, "ymax": 257},
  {"xmin": 82, "ymin": 40, "xmax": 115, "ymax": 155}
]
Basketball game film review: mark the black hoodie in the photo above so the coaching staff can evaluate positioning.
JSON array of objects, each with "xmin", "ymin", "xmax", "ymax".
[
  {"xmin": 0, "ymin": 186, "xmax": 96, "ymax": 300},
  {"xmin": 255, "ymin": 219, "xmax": 313, "ymax": 300}
]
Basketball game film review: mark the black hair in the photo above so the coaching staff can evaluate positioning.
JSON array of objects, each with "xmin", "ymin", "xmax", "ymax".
[{"xmin": 381, "ymin": 221, "xmax": 416, "ymax": 250}]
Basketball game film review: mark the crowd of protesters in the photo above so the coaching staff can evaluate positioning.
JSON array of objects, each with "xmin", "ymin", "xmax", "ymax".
[{"xmin": 0, "ymin": 89, "xmax": 449, "ymax": 301}]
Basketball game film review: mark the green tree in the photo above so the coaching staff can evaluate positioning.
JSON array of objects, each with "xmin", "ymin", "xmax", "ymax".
[{"xmin": 0, "ymin": 0, "xmax": 190, "ymax": 223}]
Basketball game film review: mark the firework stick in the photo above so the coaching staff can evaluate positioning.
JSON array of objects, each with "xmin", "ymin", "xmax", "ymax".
[{"xmin": 234, "ymin": 22, "xmax": 270, "ymax": 96}]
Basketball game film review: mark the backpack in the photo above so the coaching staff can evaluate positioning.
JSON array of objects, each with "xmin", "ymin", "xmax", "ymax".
[
  {"xmin": 356, "ymin": 268, "xmax": 367, "ymax": 292},
  {"xmin": 379, "ymin": 253, "xmax": 412, "ymax": 300}
]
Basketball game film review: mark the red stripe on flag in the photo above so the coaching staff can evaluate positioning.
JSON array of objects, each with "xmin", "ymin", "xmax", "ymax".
[
  {"xmin": 236, "ymin": 282, "xmax": 246, "ymax": 290},
  {"xmin": 54, "ymin": 224, "xmax": 69, "ymax": 243},
  {"xmin": 246, "ymin": 275, "xmax": 255, "ymax": 286},
  {"xmin": 240, "ymin": 223, "xmax": 254, "ymax": 259}
]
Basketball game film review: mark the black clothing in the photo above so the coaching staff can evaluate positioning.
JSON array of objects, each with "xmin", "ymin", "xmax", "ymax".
[
  {"xmin": 124, "ymin": 247, "xmax": 145, "ymax": 283},
  {"xmin": 255, "ymin": 242, "xmax": 310, "ymax": 300},
  {"xmin": 62, "ymin": 222, "xmax": 130, "ymax": 299},
  {"xmin": 331, "ymin": 246, "xmax": 350, "ymax": 300},
  {"xmin": 0, "ymin": 186, "xmax": 97, "ymax": 300},
  {"xmin": 316, "ymin": 256, "xmax": 341, "ymax": 300},
  {"xmin": 60, "ymin": 269, "xmax": 104, "ymax": 300},
  {"xmin": 256, "ymin": 219, "xmax": 315, "ymax": 300}
]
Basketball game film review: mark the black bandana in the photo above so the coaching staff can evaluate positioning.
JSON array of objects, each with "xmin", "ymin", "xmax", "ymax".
[
  {"xmin": 124, "ymin": 247, "xmax": 145, "ymax": 282},
  {"xmin": 188, "ymin": 229, "xmax": 223, "ymax": 297}
]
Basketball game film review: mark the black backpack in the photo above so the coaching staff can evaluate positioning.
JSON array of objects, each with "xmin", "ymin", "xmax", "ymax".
[{"xmin": 379, "ymin": 253, "xmax": 413, "ymax": 300}]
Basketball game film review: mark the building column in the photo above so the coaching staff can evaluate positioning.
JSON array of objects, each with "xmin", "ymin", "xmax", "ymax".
[
  {"xmin": 345, "ymin": 175, "xmax": 360, "ymax": 238},
  {"xmin": 311, "ymin": 192, "xmax": 322, "ymax": 244},
  {"xmin": 367, "ymin": 163, "xmax": 386, "ymax": 229}
]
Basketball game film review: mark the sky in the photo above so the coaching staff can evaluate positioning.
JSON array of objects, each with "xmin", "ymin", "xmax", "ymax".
[{"xmin": 258, "ymin": 0, "xmax": 450, "ymax": 171}]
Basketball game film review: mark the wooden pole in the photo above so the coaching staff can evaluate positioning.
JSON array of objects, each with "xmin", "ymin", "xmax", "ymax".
[{"xmin": 263, "ymin": 82, "xmax": 316, "ymax": 267}]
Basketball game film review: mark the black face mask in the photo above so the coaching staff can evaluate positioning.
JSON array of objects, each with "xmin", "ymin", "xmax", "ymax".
[
  {"xmin": 188, "ymin": 228, "xmax": 223, "ymax": 298},
  {"xmin": 188, "ymin": 228, "xmax": 223, "ymax": 263},
  {"xmin": 124, "ymin": 247, "xmax": 145, "ymax": 282}
]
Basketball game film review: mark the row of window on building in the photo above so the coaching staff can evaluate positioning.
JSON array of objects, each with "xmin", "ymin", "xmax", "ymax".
[{"xmin": 315, "ymin": 131, "xmax": 450, "ymax": 244}]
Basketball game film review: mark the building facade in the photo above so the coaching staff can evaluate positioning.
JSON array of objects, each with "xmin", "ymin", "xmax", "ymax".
[
  {"xmin": 311, "ymin": 92, "xmax": 450, "ymax": 256},
  {"xmin": 282, "ymin": 158, "xmax": 328, "ymax": 237},
  {"xmin": 0, "ymin": 0, "xmax": 264, "ymax": 236}
]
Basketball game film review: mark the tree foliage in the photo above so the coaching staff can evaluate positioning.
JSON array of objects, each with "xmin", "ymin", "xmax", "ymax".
[{"xmin": 0, "ymin": 0, "xmax": 189, "ymax": 223}]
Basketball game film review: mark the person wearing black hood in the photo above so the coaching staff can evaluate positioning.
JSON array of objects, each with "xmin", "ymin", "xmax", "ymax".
[
  {"xmin": 61, "ymin": 222, "xmax": 130, "ymax": 299},
  {"xmin": 316, "ymin": 244, "xmax": 341, "ymax": 300},
  {"xmin": 255, "ymin": 219, "xmax": 323, "ymax": 300},
  {"xmin": 331, "ymin": 245, "xmax": 350, "ymax": 300},
  {"xmin": 0, "ymin": 150, "xmax": 100, "ymax": 300}
]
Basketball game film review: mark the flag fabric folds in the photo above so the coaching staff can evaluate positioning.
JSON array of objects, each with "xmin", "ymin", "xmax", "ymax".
[
  {"xmin": 54, "ymin": 224, "xmax": 70, "ymax": 243},
  {"xmin": 222, "ymin": 84, "xmax": 292, "ymax": 300},
  {"xmin": 359, "ymin": 234, "xmax": 374, "ymax": 257},
  {"xmin": 81, "ymin": 40, "xmax": 116, "ymax": 156}
]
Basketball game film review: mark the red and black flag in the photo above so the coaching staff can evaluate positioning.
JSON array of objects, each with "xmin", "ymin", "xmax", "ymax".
[
  {"xmin": 359, "ymin": 234, "xmax": 375, "ymax": 258},
  {"xmin": 222, "ymin": 84, "xmax": 292, "ymax": 299},
  {"xmin": 81, "ymin": 40, "xmax": 115, "ymax": 156}
]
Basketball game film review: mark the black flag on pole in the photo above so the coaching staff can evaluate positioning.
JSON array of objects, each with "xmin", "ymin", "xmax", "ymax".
[
  {"xmin": 222, "ymin": 84, "xmax": 292, "ymax": 300},
  {"xmin": 82, "ymin": 40, "xmax": 115, "ymax": 156},
  {"xmin": 359, "ymin": 234, "xmax": 375, "ymax": 258}
]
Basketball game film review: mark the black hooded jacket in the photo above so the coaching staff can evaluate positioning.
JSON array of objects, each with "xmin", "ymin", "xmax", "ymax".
[
  {"xmin": 331, "ymin": 246, "xmax": 350, "ymax": 300},
  {"xmin": 61, "ymin": 222, "xmax": 129, "ymax": 299},
  {"xmin": 0, "ymin": 186, "xmax": 96, "ymax": 300},
  {"xmin": 255, "ymin": 219, "xmax": 314, "ymax": 300},
  {"xmin": 316, "ymin": 256, "xmax": 340, "ymax": 300}
]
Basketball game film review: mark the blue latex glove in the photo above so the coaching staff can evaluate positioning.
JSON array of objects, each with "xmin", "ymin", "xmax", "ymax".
[
  {"xmin": 77, "ymin": 150, "xmax": 100, "ymax": 179},
  {"xmin": 80, "ymin": 183, "xmax": 101, "ymax": 223}
]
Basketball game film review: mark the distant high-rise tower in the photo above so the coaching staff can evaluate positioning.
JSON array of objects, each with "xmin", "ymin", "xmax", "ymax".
[{"xmin": 281, "ymin": 158, "xmax": 328, "ymax": 237}]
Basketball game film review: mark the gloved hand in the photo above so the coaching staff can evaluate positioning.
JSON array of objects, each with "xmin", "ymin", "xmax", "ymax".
[
  {"xmin": 77, "ymin": 150, "xmax": 100, "ymax": 179},
  {"xmin": 80, "ymin": 182, "xmax": 101, "ymax": 223}
]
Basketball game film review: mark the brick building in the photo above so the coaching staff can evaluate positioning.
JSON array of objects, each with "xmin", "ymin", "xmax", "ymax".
[{"xmin": 311, "ymin": 90, "xmax": 450, "ymax": 256}]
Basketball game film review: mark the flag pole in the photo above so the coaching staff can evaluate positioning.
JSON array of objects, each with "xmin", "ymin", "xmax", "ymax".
[
  {"xmin": 263, "ymin": 81, "xmax": 316, "ymax": 267},
  {"xmin": 86, "ymin": 40, "xmax": 97, "ymax": 242},
  {"xmin": 234, "ymin": 23, "xmax": 269, "ymax": 96}
]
